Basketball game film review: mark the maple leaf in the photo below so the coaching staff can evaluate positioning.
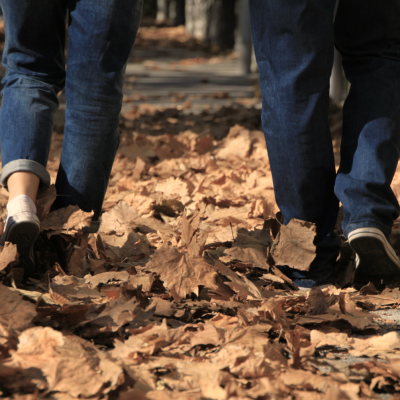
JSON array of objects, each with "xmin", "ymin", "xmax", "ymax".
[{"xmin": 146, "ymin": 244, "xmax": 220, "ymax": 302}]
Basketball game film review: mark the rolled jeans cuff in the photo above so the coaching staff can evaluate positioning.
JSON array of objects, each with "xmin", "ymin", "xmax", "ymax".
[{"xmin": 1, "ymin": 159, "xmax": 51, "ymax": 190}]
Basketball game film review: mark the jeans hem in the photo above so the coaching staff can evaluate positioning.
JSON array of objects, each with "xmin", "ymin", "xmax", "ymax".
[
  {"xmin": 1, "ymin": 159, "xmax": 51, "ymax": 191},
  {"xmin": 344, "ymin": 221, "xmax": 392, "ymax": 240}
]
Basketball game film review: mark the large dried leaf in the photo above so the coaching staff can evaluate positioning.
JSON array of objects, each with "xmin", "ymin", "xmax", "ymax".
[
  {"xmin": 85, "ymin": 271, "xmax": 130, "ymax": 289},
  {"xmin": 51, "ymin": 275, "xmax": 107, "ymax": 301},
  {"xmin": 0, "ymin": 283, "xmax": 36, "ymax": 330},
  {"xmin": 40, "ymin": 205, "xmax": 93, "ymax": 236},
  {"xmin": 222, "ymin": 229, "xmax": 271, "ymax": 269},
  {"xmin": 100, "ymin": 201, "xmax": 140, "ymax": 234},
  {"xmin": 214, "ymin": 260, "xmax": 262, "ymax": 299},
  {"xmin": 271, "ymin": 219, "xmax": 316, "ymax": 271},
  {"xmin": 5, "ymin": 327, "xmax": 123, "ymax": 397},
  {"xmin": 80, "ymin": 297, "xmax": 147, "ymax": 334},
  {"xmin": 146, "ymin": 244, "xmax": 220, "ymax": 302},
  {"xmin": 98, "ymin": 229, "xmax": 151, "ymax": 260}
]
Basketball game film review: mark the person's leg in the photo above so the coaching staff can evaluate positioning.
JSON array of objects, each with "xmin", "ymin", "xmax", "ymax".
[
  {"xmin": 0, "ymin": 0, "xmax": 67, "ymax": 264},
  {"xmin": 0, "ymin": 0, "xmax": 67, "ymax": 193},
  {"xmin": 334, "ymin": 0, "xmax": 400, "ymax": 277},
  {"xmin": 249, "ymin": 0, "xmax": 340, "ymax": 287},
  {"xmin": 53, "ymin": 0, "xmax": 143, "ymax": 225}
]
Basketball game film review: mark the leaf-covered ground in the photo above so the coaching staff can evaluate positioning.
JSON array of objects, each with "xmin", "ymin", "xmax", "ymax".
[{"xmin": 1, "ymin": 24, "xmax": 400, "ymax": 400}]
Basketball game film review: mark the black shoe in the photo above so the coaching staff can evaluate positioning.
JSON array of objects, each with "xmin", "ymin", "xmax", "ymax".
[{"xmin": 348, "ymin": 227, "xmax": 400, "ymax": 278}]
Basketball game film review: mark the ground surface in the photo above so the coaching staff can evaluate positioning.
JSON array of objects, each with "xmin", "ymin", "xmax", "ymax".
[{"xmin": 1, "ymin": 24, "xmax": 400, "ymax": 400}]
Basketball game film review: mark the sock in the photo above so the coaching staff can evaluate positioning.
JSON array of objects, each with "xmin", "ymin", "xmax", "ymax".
[{"xmin": 6, "ymin": 195, "xmax": 37, "ymax": 217}]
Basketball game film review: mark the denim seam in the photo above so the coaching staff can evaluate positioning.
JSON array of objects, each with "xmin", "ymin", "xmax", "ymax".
[{"xmin": 1, "ymin": 159, "xmax": 51, "ymax": 190}]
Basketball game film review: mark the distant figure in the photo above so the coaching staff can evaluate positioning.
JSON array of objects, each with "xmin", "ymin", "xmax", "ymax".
[
  {"xmin": 0, "ymin": 1, "xmax": 143, "ymax": 267},
  {"xmin": 249, "ymin": 0, "xmax": 400, "ymax": 288}
]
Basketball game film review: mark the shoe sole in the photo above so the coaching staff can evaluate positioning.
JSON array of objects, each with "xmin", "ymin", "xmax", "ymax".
[
  {"xmin": 2, "ymin": 220, "xmax": 40, "ymax": 266},
  {"xmin": 349, "ymin": 229, "xmax": 400, "ymax": 278}
]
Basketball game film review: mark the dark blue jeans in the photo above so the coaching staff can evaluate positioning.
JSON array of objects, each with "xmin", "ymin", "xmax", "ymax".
[
  {"xmin": 0, "ymin": 0, "xmax": 143, "ymax": 220},
  {"xmin": 250, "ymin": 0, "xmax": 400, "ymax": 266}
]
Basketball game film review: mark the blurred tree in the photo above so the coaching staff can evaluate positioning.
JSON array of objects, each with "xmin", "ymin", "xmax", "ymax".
[
  {"xmin": 157, "ymin": 0, "xmax": 170, "ymax": 20},
  {"xmin": 186, "ymin": 0, "xmax": 237, "ymax": 50},
  {"xmin": 205, "ymin": 0, "xmax": 237, "ymax": 49},
  {"xmin": 174, "ymin": 0, "xmax": 186, "ymax": 26},
  {"xmin": 143, "ymin": 0, "xmax": 158, "ymax": 18}
]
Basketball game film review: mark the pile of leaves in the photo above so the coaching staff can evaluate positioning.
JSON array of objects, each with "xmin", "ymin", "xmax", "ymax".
[{"xmin": 1, "ymin": 120, "xmax": 400, "ymax": 400}]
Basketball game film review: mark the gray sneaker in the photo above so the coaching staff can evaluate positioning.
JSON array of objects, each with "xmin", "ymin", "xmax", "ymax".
[
  {"xmin": 1, "ymin": 212, "xmax": 40, "ymax": 267},
  {"xmin": 348, "ymin": 227, "xmax": 400, "ymax": 278}
]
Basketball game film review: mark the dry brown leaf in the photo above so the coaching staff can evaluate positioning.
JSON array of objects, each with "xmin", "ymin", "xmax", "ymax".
[
  {"xmin": 80, "ymin": 297, "xmax": 145, "ymax": 334},
  {"xmin": 128, "ymin": 273, "xmax": 156, "ymax": 292},
  {"xmin": 229, "ymin": 351, "xmax": 274, "ymax": 378},
  {"xmin": 310, "ymin": 330, "xmax": 352, "ymax": 349},
  {"xmin": 68, "ymin": 246, "xmax": 85, "ymax": 277},
  {"xmin": 306, "ymin": 287, "xmax": 338, "ymax": 315},
  {"xmin": 111, "ymin": 319, "xmax": 170, "ymax": 357},
  {"xmin": 0, "ymin": 283, "xmax": 36, "ymax": 331},
  {"xmin": 214, "ymin": 260, "xmax": 262, "ymax": 299},
  {"xmin": 349, "ymin": 332, "xmax": 400, "ymax": 357},
  {"xmin": 40, "ymin": 205, "xmax": 93, "ymax": 236},
  {"xmin": 5, "ymin": 327, "xmax": 123, "ymax": 397},
  {"xmin": 215, "ymin": 125, "xmax": 252, "ymax": 160},
  {"xmin": 271, "ymin": 219, "xmax": 316, "ymax": 271},
  {"xmin": 85, "ymin": 271, "xmax": 130, "ymax": 289},
  {"xmin": 132, "ymin": 156, "xmax": 147, "ymax": 181},
  {"xmin": 222, "ymin": 229, "xmax": 271, "ymax": 269},
  {"xmin": 0, "ymin": 322, "xmax": 18, "ymax": 360},
  {"xmin": 124, "ymin": 194, "xmax": 155, "ymax": 217},
  {"xmin": 100, "ymin": 201, "xmax": 140, "ymax": 234},
  {"xmin": 155, "ymin": 177, "xmax": 193, "ymax": 205},
  {"xmin": 36, "ymin": 184, "xmax": 57, "ymax": 220},
  {"xmin": 146, "ymin": 244, "xmax": 220, "ymax": 302},
  {"xmin": 0, "ymin": 242, "xmax": 18, "ymax": 271},
  {"xmin": 51, "ymin": 275, "xmax": 107, "ymax": 300},
  {"xmin": 98, "ymin": 230, "xmax": 151, "ymax": 260}
]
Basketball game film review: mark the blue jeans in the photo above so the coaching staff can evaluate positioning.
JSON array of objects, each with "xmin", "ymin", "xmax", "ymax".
[
  {"xmin": 0, "ymin": 0, "xmax": 143, "ymax": 220},
  {"xmin": 249, "ymin": 0, "xmax": 400, "ymax": 268}
]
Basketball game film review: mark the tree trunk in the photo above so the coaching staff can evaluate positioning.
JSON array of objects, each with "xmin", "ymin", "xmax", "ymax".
[
  {"xmin": 174, "ymin": 0, "xmax": 186, "ymax": 26},
  {"xmin": 157, "ymin": 0, "xmax": 170, "ymax": 21},
  {"xmin": 185, "ymin": 0, "xmax": 237, "ymax": 50},
  {"xmin": 205, "ymin": 0, "xmax": 237, "ymax": 50}
]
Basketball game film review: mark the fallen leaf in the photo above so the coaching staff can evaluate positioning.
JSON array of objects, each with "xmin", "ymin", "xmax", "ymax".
[
  {"xmin": 146, "ymin": 244, "xmax": 220, "ymax": 302},
  {"xmin": 271, "ymin": 219, "xmax": 316, "ymax": 271},
  {"xmin": 40, "ymin": 206, "xmax": 93, "ymax": 236},
  {"xmin": 5, "ymin": 327, "xmax": 123, "ymax": 397},
  {"xmin": 0, "ymin": 242, "xmax": 19, "ymax": 271},
  {"xmin": 0, "ymin": 283, "xmax": 36, "ymax": 330},
  {"xmin": 85, "ymin": 271, "xmax": 130, "ymax": 289}
]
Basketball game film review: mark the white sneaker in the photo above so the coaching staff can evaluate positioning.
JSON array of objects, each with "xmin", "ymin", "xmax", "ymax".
[
  {"xmin": 348, "ymin": 227, "xmax": 400, "ymax": 278},
  {"xmin": 0, "ymin": 195, "xmax": 40, "ymax": 267}
]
